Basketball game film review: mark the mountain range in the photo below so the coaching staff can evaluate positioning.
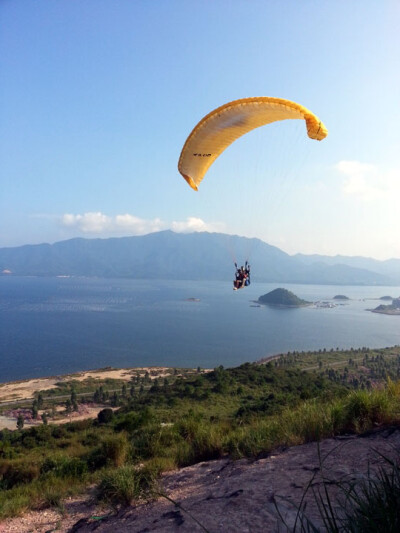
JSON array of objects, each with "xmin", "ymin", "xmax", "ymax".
[{"xmin": 1, "ymin": 231, "xmax": 400, "ymax": 286}]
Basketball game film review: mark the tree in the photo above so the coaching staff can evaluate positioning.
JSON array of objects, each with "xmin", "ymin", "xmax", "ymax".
[
  {"xmin": 37, "ymin": 392, "xmax": 44, "ymax": 409},
  {"xmin": 32, "ymin": 401, "xmax": 38, "ymax": 420},
  {"xmin": 97, "ymin": 408, "xmax": 114, "ymax": 424},
  {"xmin": 65, "ymin": 399, "xmax": 72, "ymax": 414},
  {"xmin": 17, "ymin": 414, "xmax": 24, "ymax": 430},
  {"xmin": 93, "ymin": 388, "xmax": 100, "ymax": 403},
  {"xmin": 111, "ymin": 392, "xmax": 119, "ymax": 407},
  {"xmin": 41, "ymin": 413, "xmax": 48, "ymax": 425}
]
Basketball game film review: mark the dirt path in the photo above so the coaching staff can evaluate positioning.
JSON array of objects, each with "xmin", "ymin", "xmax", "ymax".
[{"xmin": 0, "ymin": 405, "xmax": 109, "ymax": 431}]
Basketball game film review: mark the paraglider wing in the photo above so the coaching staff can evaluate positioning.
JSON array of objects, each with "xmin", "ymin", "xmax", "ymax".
[{"xmin": 178, "ymin": 97, "xmax": 328, "ymax": 190}]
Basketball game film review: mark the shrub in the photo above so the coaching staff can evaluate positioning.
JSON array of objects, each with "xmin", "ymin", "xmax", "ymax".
[
  {"xmin": 103, "ymin": 433, "xmax": 129, "ymax": 467},
  {"xmin": 88, "ymin": 432, "xmax": 129, "ymax": 470},
  {"xmin": 98, "ymin": 408, "xmax": 114, "ymax": 424},
  {"xmin": 42, "ymin": 486, "xmax": 64, "ymax": 511},
  {"xmin": 0, "ymin": 488, "xmax": 31, "ymax": 518},
  {"xmin": 51, "ymin": 426, "xmax": 68, "ymax": 439},
  {"xmin": 0, "ymin": 460, "xmax": 40, "ymax": 489},
  {"xmin": 187, "ymin": 424, "xmax": 224, "ymax": 464},
  {"xmin": 20, "ymin": 437, "xmax": 37, "ymax": 449},
  {"xmin": 130, "ymin": 424, "xmax": 166, "ymax": 460},
  {"xmin": 79, "ymin": 431, "xmax": 100, "ymax": 447},
  {"xmin": 282, "ymin": 400, "xmax": 335, "ymax": 443},
  {"xmin": 342, "ymin": 390, "xmax": 392, "ymax": 433},
  {"xmin": 41, "ymin": 456, "xmax": 88, "ymax": 479},
  {"xmin": 174, "ymin": 417, "xmax": 225, "ymax": 466},
  {"xmin": 227, "ymin": 420, "xmax": 282, "ymax": 458},
  {"xmin": 144, "ymin": 456, "xmax": 177, "ymax": 475},
  {"xmin": 97, "ymin": 465, "xmax": 157, "ymax": 507},
  {"xmin": 114, "ymin": 407, "xmax": 156, "ymax": 433},
  {"xmin": 65, "ymin": 419, "xmax": 94, "ymax": 432}
]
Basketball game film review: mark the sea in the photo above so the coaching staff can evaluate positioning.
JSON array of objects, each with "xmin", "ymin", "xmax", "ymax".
[{"xmin": 0, "ymin": 276, "xmax": 399, "ymax": 383}]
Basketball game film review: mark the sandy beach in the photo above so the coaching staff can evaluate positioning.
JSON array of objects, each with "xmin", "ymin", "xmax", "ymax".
[
  {"xmin": 0, "ymin": 366, "xmax": 175, "ymax": 404},
  {"xmin": 0, "ymin": 366, "xmax": 186, "ymax": 430}
]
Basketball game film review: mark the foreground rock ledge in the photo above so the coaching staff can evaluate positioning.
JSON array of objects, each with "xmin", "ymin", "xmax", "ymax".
[{"xmin": 3, "ymin": 426, "xmax": 400, "ymax": 533}]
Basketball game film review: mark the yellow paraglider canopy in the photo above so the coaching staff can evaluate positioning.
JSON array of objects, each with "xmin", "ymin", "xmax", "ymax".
[{"xmin": 178, "ymin": 97, "xmax": 328, "ymax": 191}]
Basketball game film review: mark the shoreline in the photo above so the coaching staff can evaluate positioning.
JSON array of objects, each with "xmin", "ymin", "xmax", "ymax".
[
  {"xmin": 0, "ymin": 354, "xmax": 281, "ymax": 431},
  {"xmin": 2, "ymin": 344, "xmax": 400, "ymax": 430},
  {"xmin": 4, "ymin": 341, "xmax": 400, "ymax": 404},
  {"xmin": 370, "ymin": 309, "xmax": 400, "ymax": 315},
  {"xmin": 0, "ymin": 355, "xmax": 288, "ymax": 404}
]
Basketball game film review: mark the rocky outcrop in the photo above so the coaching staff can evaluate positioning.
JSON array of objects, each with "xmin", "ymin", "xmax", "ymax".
[
  {"xmin": 73, "ymin": 426, "xmax": 400, "ymax": 533},
  {"xmin": 2, "ymin": 426, "xmax": 400, "ymax": 532}
]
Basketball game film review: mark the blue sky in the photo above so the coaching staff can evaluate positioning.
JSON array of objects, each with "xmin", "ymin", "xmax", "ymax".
[{"xmin": 1, "ymin": 1, "xmax": 399, "ymax": 259}]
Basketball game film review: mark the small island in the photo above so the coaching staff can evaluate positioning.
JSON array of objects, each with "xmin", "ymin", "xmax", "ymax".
[
  {"xmin": 371, "ymin": 297, "xmax": 400, "ymax": 315},
  {"xmin": 333, "ymin": 294, "xmax": 349, "ymax": 300},
  {"xmin": 258, "ymin": 288, "xmax": 311, "ymax": 308}
]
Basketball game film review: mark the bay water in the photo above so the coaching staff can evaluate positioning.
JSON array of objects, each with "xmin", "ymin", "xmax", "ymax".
[{"xmin": 0, "ymin": 276, "xmax": 399, "ymax": 383}]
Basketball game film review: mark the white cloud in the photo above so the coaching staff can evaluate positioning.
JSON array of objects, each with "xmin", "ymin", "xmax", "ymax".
[
  {"xmin": 60, "ymin": 212, "xmax": 224, "ymax": 236},
  {"xmin": 337, "ymin": 160, "xmax": 400, "ymax": 202},
  {"xmin": 171, "ymin": 216, "xmax": 225, "ymax": 233},
  {"xmin": 114, "ymin": 214, "xmax": 164, "ymax": 234},
  {"xmin": 62, "ymin": 212, "xmax": 112, "ymax": 232}
]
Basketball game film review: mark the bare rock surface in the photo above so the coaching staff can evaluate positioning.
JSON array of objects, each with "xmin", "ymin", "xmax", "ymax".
[{"xmin": 1, "ymin": 426, "xmax": 400, "ymax": 532}]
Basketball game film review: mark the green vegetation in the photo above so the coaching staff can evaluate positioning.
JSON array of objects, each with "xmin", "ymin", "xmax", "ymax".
[
  {"xmin": 36, "ymin": 367, "xmax": 195, "ymax": 400},
  {"xmin": 258, "ymin": 288, "xmax": 311, "ymax": 307},
  {"xmin": 275, "ymin": 345, "xmax": 400, "ymax": 388},
  {"xmin": 97, "ymin": 464, "xmax": 157, "ymax": 507},
  {"xmin": 1, "ymin": 348, "xmax": 400, "ymax": 520},
  {"xmin": 333, "ymin": 294, "xmax": 349, "ymax": 300}
]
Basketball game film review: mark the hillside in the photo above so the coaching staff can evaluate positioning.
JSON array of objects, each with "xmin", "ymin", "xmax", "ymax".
[
  {"xmin": 258, "ymin": 288, "xmax": 310, "ymax": 307},
  {"xmin": 0, "ymin": 231, "xmax": 398, "ymax": 285},
  {"xmin": 2, "ymin": 427, "xmax": 400, "ymax": 532},
  {"xmin": 1, "ymin": 347, "xmax": 400, "ymax": 531}
]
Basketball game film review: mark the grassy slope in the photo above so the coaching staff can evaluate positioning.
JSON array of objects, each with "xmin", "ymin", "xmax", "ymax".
[{"xmin": 1, "ymin": 346, "xmax": 400, "ymax": 518}]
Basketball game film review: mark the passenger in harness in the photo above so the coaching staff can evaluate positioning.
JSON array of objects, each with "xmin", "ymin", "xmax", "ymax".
[{"xmin": 233, "ymin": 261, "xmax": 250, "ymax": 290}]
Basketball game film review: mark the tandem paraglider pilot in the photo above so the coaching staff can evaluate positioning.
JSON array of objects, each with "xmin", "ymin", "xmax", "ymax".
[{"xmin": 233, "ymin": 261, "xmax": 250, "ymax": 290}]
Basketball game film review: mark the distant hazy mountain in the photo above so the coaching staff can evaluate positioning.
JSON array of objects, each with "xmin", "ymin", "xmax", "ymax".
[
  {"xmin": 0, "ymin": 231, "xmax": 398, "ymax": 285},
  {"xmin": 295, "ymin": 253, "xmax": 400, "ymax": 285}
]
